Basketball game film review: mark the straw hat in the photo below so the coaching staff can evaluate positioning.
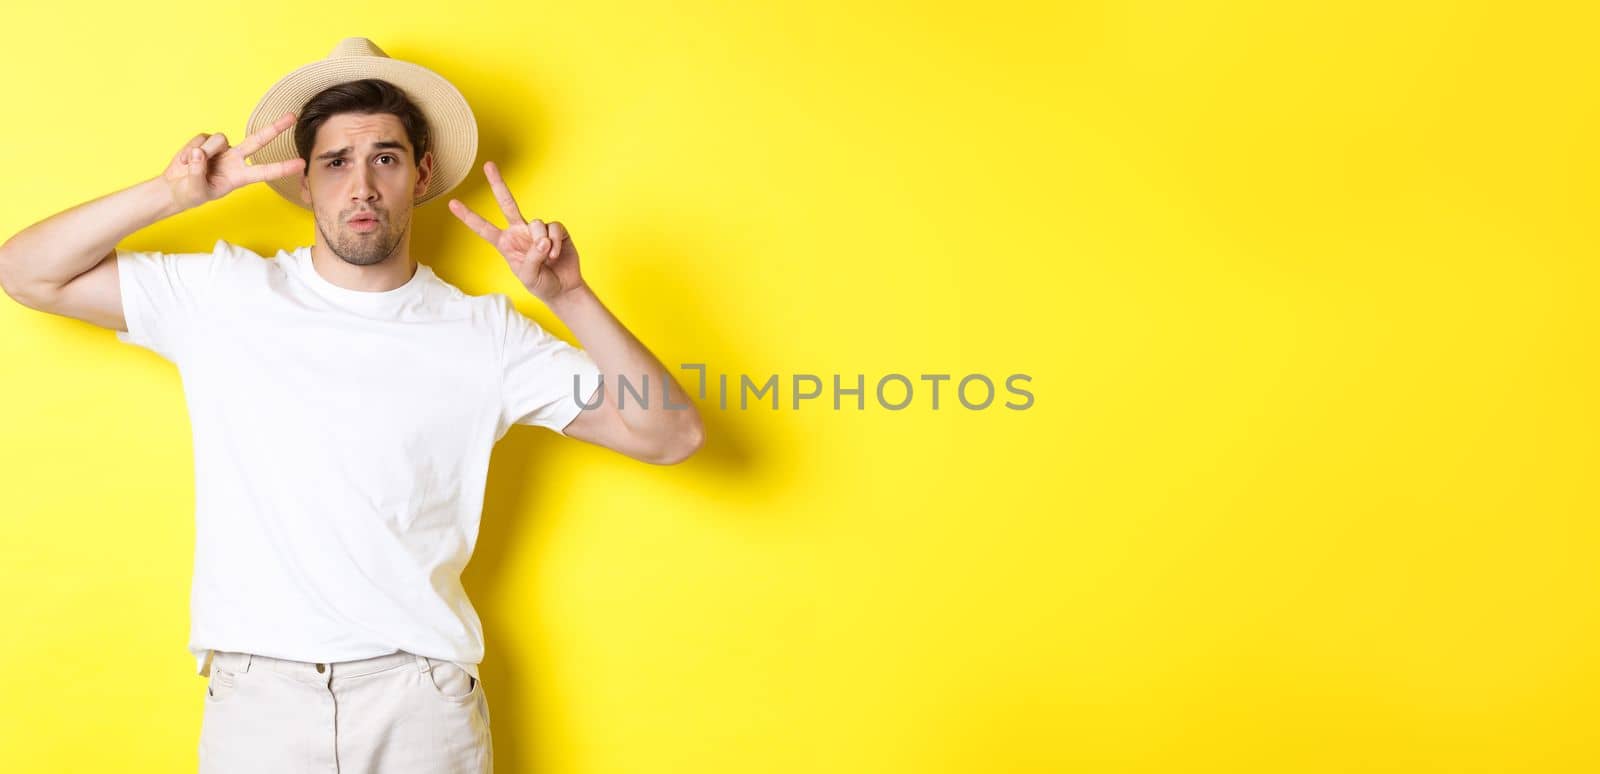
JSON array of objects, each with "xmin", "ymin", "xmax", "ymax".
[{"xmin": 244, "ymin": 37, "xmax": 478, "ymax": 210}]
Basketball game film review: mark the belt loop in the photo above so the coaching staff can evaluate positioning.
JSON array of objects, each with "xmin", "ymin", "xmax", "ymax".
[
  {"xmin": 414, "ymin": 653, "xmax": 430, "ymax": 673},
  {"xmin": 242, "ymin": 653, "xmax": 253, "ymax": 673}
]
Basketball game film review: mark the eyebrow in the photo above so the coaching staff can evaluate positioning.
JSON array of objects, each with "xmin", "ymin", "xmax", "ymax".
[{"xmin": 314, "ymin": 141, "xmax": 409, "ymax": 161}]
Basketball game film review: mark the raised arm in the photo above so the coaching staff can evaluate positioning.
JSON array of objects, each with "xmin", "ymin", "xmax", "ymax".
[
  {"xmin": 449, "ymin": 161, "xmax": 705, "ymax": 465},
  {"xmin": 0, "ymin": 113, "xmax": 304, "ymax": 330}
]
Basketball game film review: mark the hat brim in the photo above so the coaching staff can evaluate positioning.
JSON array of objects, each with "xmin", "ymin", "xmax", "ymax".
[{"xmin": 245, "ymin": 56, "xmax": 478, "ymax": 211}]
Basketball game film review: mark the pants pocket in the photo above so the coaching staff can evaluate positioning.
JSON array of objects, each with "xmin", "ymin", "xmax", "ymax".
[
  {"xmin": 206, "ymin": 668, "xmax": 240, "ymax": 703},
  {"xmin": 424, "ymin": 658, "xmax": 481, "ymax": 703}
]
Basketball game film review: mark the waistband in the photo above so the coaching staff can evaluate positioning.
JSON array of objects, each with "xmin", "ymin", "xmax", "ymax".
[{"xmin": 203, "ymin": 648, "xmax": 430, "ymax": 684}]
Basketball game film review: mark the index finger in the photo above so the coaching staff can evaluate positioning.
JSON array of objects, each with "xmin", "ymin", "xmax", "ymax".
[
  {"xmin": 447, "ymin": 199, "xmax": 504, "ymax": 244},
  {"xmin": 241, "ymin": 157, "xmax": 305, "ymax": 184},
  {"xmin": 237, "ymin": 112, "xmax": 297, "ymax": 159}
]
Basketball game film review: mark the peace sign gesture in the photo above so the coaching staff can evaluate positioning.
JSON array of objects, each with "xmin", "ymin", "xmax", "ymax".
[
  {"xmin": 448, "ymin": 161, "xmax": 585, "ymax": 304},
  {"xmin": 161, "ymin": 111, "xmax": 305, "ymax": 212}
]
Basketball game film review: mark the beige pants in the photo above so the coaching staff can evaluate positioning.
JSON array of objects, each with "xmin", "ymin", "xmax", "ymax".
[{"xmin": 199, "ymin": 648, "xmax": 492, "ymax": 773}]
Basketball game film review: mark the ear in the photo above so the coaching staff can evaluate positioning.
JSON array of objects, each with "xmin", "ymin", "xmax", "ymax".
[
  {"xmin": 414, "ymin": 150, "xmax": 435, "ymax": 199},
  {"xmin": 299, "ymin": 173, "xmax": 311, "ymax": 205}
]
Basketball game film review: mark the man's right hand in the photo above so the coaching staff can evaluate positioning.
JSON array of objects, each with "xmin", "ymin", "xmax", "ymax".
[{"xmin": 162, "ymin": 111, "xmax": 304, "ymax": 212}]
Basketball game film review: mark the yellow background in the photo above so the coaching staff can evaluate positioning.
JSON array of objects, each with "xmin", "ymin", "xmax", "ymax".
[{"xmin": 2, "ymin": 1, "xmax": 1596, "ymax": 772}]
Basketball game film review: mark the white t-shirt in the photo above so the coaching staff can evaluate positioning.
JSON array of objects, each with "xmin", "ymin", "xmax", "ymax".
[{"xmin": 115, "ymin": 238, "xmax": 603, "ymax": 681}]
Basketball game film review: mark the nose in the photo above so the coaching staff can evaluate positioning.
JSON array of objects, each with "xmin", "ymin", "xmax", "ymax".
[{"xmin": 349, "ymin": 166, "xmax": 378, "ymax": 204}]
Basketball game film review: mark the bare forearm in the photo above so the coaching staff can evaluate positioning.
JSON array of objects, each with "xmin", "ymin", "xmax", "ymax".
[
  {"xmin": 0, "ymin": 175, "xmax": 183, "ymax": 296},
  {"xmin": 549, "ymin": 284, "xmax": 702, "ymax": 441}
]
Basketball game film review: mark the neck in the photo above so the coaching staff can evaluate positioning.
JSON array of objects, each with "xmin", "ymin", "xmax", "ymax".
[{"xmin": 308, "ymin": 227, "xmax": 417, "ymax": 292}]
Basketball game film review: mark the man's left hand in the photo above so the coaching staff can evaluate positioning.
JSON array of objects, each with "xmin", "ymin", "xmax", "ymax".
[{"xmin": 447, "ymin": 161, "xmax": 585, "ymax": 304}]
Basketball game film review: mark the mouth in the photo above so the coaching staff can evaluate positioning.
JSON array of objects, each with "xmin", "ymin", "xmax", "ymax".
[{"xmin": 347, "ymin": 214, "xmax": 381, "ymax": 232}]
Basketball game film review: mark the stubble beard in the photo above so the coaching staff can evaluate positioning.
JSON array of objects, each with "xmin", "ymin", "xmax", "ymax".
[{"xmin": 317, "ymin": 206, "xmax": 409, "ymax": 267}]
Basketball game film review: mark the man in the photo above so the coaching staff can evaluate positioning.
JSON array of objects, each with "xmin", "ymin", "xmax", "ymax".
[{"xmin": 0, "ymin": 38, "xmax": 703, "ymax": 773}]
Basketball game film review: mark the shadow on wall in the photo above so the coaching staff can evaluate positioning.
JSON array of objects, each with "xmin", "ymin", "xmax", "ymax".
[{"xmin": 449, "ymin": 222, "xmax": 769, "ymax": 772}]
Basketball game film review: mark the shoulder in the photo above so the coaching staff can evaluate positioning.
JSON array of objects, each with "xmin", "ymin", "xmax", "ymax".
[
  {"xmin": 424, "ymin": 270, "xmax": 535, "ymax": 321},
  {"xmin": 417, "ymin": 272, "xmax": 525, "ymax": 333},
  {"xmin": 193, "ymin": 241, "xmax": 288, "ymax": 298},
  {"xmin": 207, "ymin": 240, "xmax": 278, "ymax": 274},
  {"xmin": 423, "ymin": 270, "xmax": 499, "ymax": 312},
  {"xmin": 451, "ymin": 289, "xmax": 563, "ymax": 352}
]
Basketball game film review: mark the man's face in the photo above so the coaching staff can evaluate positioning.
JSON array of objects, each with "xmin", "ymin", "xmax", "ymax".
[{"xmin": 299, "ymin": 112, "xmax": 433, "ymax": 266}]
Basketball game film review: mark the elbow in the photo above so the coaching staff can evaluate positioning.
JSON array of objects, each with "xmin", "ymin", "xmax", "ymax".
[
  {"xmin": 647, "ymin": 417, "xmax": 705, "ymax": 465},
  {"xmin": 0, "ymin": 244, "xmax": 16, "ymax": 299},
  {"xmin": 0, "ymin": 246, "xmax": 41, "ymax": 310},
  {"xmin": 0, "ymin": 273, "xmax": 56, "ymax": 313}
]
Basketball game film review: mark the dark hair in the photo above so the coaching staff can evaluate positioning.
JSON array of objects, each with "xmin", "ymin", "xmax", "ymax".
[{"xmin": 294, "ymin": 79, "xmax": 431, "ymax": 173}]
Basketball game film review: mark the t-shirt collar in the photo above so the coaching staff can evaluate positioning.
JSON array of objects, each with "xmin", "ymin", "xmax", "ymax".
[{"xmin": 287, "ymin": 246, "xmax": 431, "ymax": 312}]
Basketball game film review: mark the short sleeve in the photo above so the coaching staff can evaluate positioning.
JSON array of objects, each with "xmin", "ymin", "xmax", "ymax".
[
  {"xmin": 115, "ymin": 238, "xmax": 231, "ymax": 361},
  {"xmin": 495, "ymin": 295, "xmax": 604, "ymax": 435}
]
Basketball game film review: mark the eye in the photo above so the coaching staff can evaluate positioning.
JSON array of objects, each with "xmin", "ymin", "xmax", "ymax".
[
  {"xmin": 328, "ymin": 158, "xmax": 344, "ymax": 168},
  {"xmin": 378, "ymin": 154, "xmax": 397, "ymax": 164}
]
